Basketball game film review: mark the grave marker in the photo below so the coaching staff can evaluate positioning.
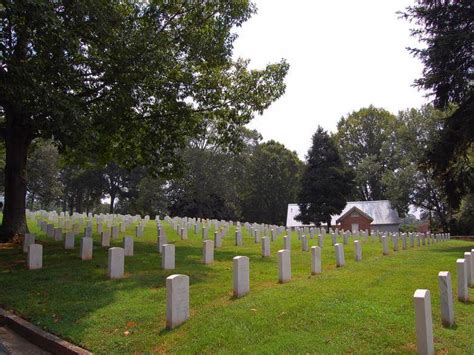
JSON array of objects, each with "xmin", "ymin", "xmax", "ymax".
[
  {"xmin": 80, "ymin": 237, "xmax": 93, "ymax": 260},
  {"xmin": 123, "ymin": 236, "xmax": 134, "ymax": 256},
  {"xmin": 108, "ymin": 247, "xmax": 125, "ymax": 279},
  {"xmin": 166, "ymin": 274, "xmax": 189, "ymax": 329},
  {"xmin": 438, "ymin": 271, "xmax": 454, "ymax": 327},
  {"xmin": 162, "ymin": 244, "xmax": 175, "ymax": 270},
  {"xmin": 278, "ymin": 249, "xmax": 291, "ymax": 283},
  {"xmin": 311, "ymin": 246, "xmax": 321, "ymax": 275},
  {"xmin": 354, "ymin": 240, "xmax": 362, "ymax": 261},
  {"xmin": 233, "ymin": 256, "xmax": 250, "ymax": 298},
  {"xmin": 413, "ymin": 289, "xmax": 434, "ymax": 355},
  {"xmin": 27, "ymin": 244, "xmax": 43, "ymax": 270}
]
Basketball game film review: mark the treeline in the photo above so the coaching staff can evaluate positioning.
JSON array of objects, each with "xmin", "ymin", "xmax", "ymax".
[
  {"xmin": 1, "ymin": 129, "xmax": 303, "ymax": 226},
  {"xmin": 3, "ymin": 104, "xmax": 472, "ymax": 234}
]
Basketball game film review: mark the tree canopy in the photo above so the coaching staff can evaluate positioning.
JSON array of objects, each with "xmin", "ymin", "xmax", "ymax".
[
  {"xmin": 241, "ymin": 140, "xmax": 303, "ymax": 225},
  {"xmin": 296, "ymin": 127, "xmax": 353, "ymax": 229},
  {"xmin": 401, "ymin": 0, "xmax": 473, "ymax": 209},
  {"xmin": 0, "ymin": 1, "xmax": 289, "ymax": 240}
]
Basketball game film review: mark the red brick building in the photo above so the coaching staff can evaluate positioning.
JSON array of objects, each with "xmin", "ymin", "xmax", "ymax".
[{"xmin": 336, "ymin": 206, "xmax": 374, "ymax": 233}]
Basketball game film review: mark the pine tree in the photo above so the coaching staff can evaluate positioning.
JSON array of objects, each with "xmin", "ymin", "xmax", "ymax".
[{"xmin": 296, "ymin": 127, "xmax": 354, "ymax": 231}]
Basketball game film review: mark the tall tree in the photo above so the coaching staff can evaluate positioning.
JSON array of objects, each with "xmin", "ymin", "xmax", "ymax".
[
  {"xmin": 296, "ymin": 127, "xmax": 354, "ymax": 231},
  {"xmin": 401, "ymin": 0, "xmax": 473, "ymax": 208},
  {"xmin": 334, "ymin": 106, "xmax": 410, "ymax": 213},
  {"xmin": 26, "ymin": 140, "xmax": 63, "ymax": 210},
  {"xmin": 396, "ymin": 105, "xmax": 455, "ymax": 231},
  {"xmin": 168, "ymin": 128, "xmax": 261, "ymax": 220},
  {"xmin": 60, "ymin": 165, "xmax": 105, "ymax": 214},
  {"xmin": 241, "ymin": 140, "xmax": 303, "ymax": 225},
  {"xmin": 0, "ymin": 1, "xmax": 288, "ymax": 241}
]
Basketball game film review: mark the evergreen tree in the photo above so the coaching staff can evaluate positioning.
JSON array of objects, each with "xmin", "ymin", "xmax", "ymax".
[
  {"xmin": 296, "ymin": 127, "xmax": 354, "ymax": 231},
  {"xmin": 401, "ymin": 0, "xmax": 473, "ymax": 209}
]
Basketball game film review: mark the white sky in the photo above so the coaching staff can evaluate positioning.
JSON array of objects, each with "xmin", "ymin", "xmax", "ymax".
[{"xmin": 233, "ymin": 0, "xmax": 428, "ymax": 160}]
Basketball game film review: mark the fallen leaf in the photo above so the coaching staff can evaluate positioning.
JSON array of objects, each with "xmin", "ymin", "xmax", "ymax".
[{"xmin": 126, "ymin": 321, "xmax": 137, "ymax": 328}]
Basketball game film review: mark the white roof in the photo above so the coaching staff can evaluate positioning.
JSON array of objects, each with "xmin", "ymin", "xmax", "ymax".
[{"xmin": 286, "ymin": 200, "xmax": 400, "ymax": 227}]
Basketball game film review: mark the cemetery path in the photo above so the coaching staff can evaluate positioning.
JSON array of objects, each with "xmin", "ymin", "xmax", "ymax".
[{"xmin": 0, "ymin": 326, "xmax": 50, "ymax": 355}]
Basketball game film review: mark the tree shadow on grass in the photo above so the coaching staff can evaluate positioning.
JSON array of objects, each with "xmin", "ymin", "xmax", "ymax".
[
  {"xmin": 0, "ymin": 240, "xmax": 247, "ymax": 350},
  {"xmin": 429, "ymin": 245, "xmax": 474, "ymax": 256}
]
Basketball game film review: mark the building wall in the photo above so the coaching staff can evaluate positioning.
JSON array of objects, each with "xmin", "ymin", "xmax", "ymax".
[{"xmin": 339, "ymin": 214, "xmax": 372, "ymax": 233}]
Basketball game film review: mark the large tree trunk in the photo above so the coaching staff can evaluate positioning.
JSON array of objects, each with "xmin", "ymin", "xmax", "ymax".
[{"xmin": 1, "ymin": 117, "xmax": 31, "ymax": 242}]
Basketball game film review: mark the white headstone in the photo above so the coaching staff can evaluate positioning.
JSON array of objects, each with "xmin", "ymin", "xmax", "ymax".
[
  {"xmin": 464, "ymin": 252, "xmax": 472, "ymax": 287},
  {"xmin": 64, "ymin": 232, "xmax": 75, "ymax": 249},
  {"xmin": 382, "ymin": 236, "xmax": 389, "ymax": 256},
  {"xmin": 123, "ymin": 236, "xmax": 134, "ymax": 256},
  {"xmin": 311, "ymin": 246, "xmax": 321, "ymax": 275},
  {"xmin": 80, "ymin": 237, "xmax": 93, "ymax": 260},
  {"xmin": 335, "ymin": 243, "xmax": 345, "ymax": 267},
  {"xmin": 27, "ymin": 244, "xmax": 43, "ymax": 270},
  {"xmin": 301, "ymin": 235, "xmax": 309, "ymax": 252},
  {"xmin": 235, "ymin": 230, "xmax": 242, "ymax": 246},
  {"xmin": 278, "ymin": 249, "xmax": 291, "ymax": 283},
  {"xmin": 202, "ymin": 240, "xmax": 214, "ymax": 264},
  {"xmin": 318, "ymin": 234, "xmax": 324, "ymax": 248},
  {"xmin": 233, "ymin": 256, "xmax": 249, "ymax": 298},
  {"xmin": 283, "ymin": 235, "xmax": 291, "ymax": 250},
  {"xmin": 162, "ymin": 244, "xmax": 175, "ymax": 270},
  {"xmin": 469, "ymin": 250, "xmax": 474, "ymax": 287},
  {"xmin": 101, "ymin": 231, "xmax": 111, "ymax": 247},
  {"xmin": 413, "ymin": 289, "xmax": 434, "ymax": 355},
  {"xmin": 214, "ymin": 231, "xmax": 222, "ymax": 248},
  {"xmin": 261, "ymin": 237, "xmax": 270, "ymax": 257},
  {"xmin": 108, "ymin": 247, "xmax": 125, "ymax": 279},
  {"xmin": 54, "ymin": 227, "xmax": 63, "ymax": 241},
  {"xmin": 456, "ymin": 258, "xmax": 468, "ymax": 302},
  {"xmin": 166, "ymin": 274, "xmax": 189, "ymax": 329},
  {"xmin": 354, "ymin": 240, "xmax": 362, "ymax": 261},
  {"xmin": 438, "ymin": 271, "xmax": 454, "ymax": 327}
]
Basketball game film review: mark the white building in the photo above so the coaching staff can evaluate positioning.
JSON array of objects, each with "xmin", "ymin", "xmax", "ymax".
[{"xmin": 286, "ymin": 200, "xmax": 401, "ymax": 233}]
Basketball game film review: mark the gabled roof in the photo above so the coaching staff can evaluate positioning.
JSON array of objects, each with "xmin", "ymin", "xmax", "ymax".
[
  {"xmin": 331, "ymin": 200, "xmax": 400, "ymax": 226},
  {"xmin": 336, "ymin": 206, "xmax": 374, "ymax": 224},
  {"xmin": 286, "ymin": 200, "xmax": 400, "ymax": 227}
]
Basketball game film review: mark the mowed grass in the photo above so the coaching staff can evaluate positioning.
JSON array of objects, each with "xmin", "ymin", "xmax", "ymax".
[{"xmin": 0, "ymin": 220, "xmax": 473, "ymax": 354}]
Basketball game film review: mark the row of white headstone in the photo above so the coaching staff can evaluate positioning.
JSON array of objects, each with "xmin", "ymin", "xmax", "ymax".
[
  {"xmin": 413, "ymin": 249, "xmax": 473, "ymax": 355},
  {"xmin": 24, "ymin": 218, "xmax": 449, "ymax": 272}
]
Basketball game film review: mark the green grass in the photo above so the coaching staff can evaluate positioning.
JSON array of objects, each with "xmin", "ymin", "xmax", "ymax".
[{"xmin": 0, "ymin": 220, "xmax": 473, "ymax": 354}]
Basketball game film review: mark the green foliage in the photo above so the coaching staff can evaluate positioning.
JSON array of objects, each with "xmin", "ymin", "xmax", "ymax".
[
  {"xmin": 0, "ymin": 0, "xmax": 288, "ymax": 174},
  {"xmin": 0, "ymin": 0, "xmax": 288, "ymax": 239},
  {"xmin": 26, "ymin": 141, "xmax": 63, "ymax": 209},
  {"xmin": 167, "ymin": 146, "xmax": 245, "ymax": 220},
  {"xmin": 241, "ymin": 140, "xmax": 303, "ymax": 225},
  {"xmin": 334, "ymin": 106, "xmax": 409, "ymax": 214},
  {"xmin": 400, "ymin": 0, "xmax": 472, "ymax": 108},
  {"xmin": 396, "ymin": 105, "xmax": 454, "ymax": 228},
  {"xmin": 424, "ymin": 97, "xmax": 474, "ymax": 209},
  {"xmin": 60, "ymin": 165, "xmax": 105, "ymax": 214},
  {"xmin": 454, "ymin": 193, "xmax": 474, "ymax": 235},
  {"xmin": 401, "ymin": 0, "xmax": 473, "ymax": 211},
  {"xmin": 116, "ymin": 172, "xmax": 168, "ymax": 217},
  {"xmin": 297, "ymin": 127, "xmax": 353, "ymax": 227}
]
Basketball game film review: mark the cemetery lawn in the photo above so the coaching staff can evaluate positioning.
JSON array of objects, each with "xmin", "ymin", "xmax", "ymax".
[{"xmin": 1, "ymin": 223, "xmax": 473, "ymax": 354}]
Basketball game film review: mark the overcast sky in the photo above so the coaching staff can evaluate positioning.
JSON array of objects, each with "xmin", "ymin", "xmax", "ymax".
[{"xmin": 233, "ymin": 0, "xmax": 428, "ymax": 160}]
